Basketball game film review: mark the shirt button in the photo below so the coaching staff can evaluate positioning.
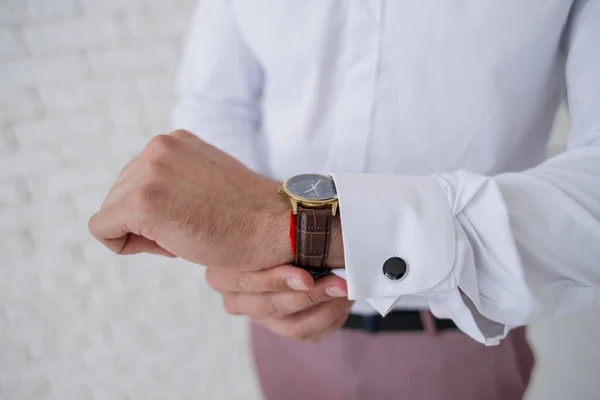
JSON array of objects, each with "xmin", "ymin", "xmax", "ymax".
[{"xmin": 383, "ymin": 257, "xmax": 408, "ymax": 281}]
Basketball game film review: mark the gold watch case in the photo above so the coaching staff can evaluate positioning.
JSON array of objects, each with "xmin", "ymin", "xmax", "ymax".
[{"xmin": 278, "ymin": 174, "xmax": 338, "ymax": 216}]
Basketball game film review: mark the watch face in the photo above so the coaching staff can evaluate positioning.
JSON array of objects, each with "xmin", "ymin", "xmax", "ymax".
[{"xmin": 284, "ymin": 174, "xmax": 337, "ymax": 201}]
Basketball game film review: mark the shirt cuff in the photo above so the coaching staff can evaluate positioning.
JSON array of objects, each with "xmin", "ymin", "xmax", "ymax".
[
  {"xmin": 330, "ymin": 172, "xmax": 508, "ymax": 345},
  {"xmin": 330, "ymin": 173, "xmax": 457, "ymax": 299}
]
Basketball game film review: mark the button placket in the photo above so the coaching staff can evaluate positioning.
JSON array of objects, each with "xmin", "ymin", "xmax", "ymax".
[{"xmin": 326, "ymin": 1, "xmax": 382, "ymax": 173}]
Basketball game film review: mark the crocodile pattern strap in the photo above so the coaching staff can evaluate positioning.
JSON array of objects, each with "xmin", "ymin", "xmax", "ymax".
[{"xmin": 295, "ymin": 207, "xmax": 332, "ymax": 275}]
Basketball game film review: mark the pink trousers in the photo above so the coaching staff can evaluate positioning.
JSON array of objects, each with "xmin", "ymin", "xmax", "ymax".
[{"xmin": 250, "ymin": 316, "xmax": 534, "ymax": 400}]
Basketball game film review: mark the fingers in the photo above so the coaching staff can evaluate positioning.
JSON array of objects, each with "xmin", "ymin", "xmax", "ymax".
[
  {"xmin": 307, "ymin": 307, "xmax": 352, "ymax": 342},
  {"xmin": 88, "ymin": 199, "xmax": 132, "ymax": 254},
  {"xmin": 88, "ymin": 188, "xmax": 160, "ymax": 255},
  {"xmin": 89, "ymin": 202, "xmax": 174, "ymax": 256},
  {"xmin": 206, "ymin": 265, "xmax": 315, "ymax": 293},
  {"xmin": 254, "ymin": 298, "xmax": 353, "ymax": 342},
  {"xmin": 221, "ymin": 274, "xmax": 348, "ymax": 318}
]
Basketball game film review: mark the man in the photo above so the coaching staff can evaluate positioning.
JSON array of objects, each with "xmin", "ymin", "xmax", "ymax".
[{"xmin": 89, "ymin": 1, "xmax": 600, "ymax": 399}]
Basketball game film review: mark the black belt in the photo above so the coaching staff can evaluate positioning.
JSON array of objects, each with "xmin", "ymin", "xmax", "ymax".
[{"xmin": 342, "ymin": 311, "xmax": 457, "ymax": 333}]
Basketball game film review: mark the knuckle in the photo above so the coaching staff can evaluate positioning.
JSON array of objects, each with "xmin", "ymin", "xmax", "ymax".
[
  {"xmin": 235, "ymin": 273, "xmax": 252, "ymax": 293},
  {"xmin": 170, "ymin": 129, "xmax": 196, "ymax": 141},
  {"xmin": 304, "ymin": 290, "xmax": 324, "ymax": 306},
  {"xmin": 146, "ymin": 134, "xmax": 177, "ymax": 156},
  {"xmin": 266, "ymin": 295, "xmax": 283, "ymax": 317}
]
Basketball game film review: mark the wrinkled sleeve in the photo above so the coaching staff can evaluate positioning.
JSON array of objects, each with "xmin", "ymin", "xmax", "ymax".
[
  {"xmin": 171, "ymin": 0, "xmax": 265, "ymax": 173},
  {"xmin": 331, "ymin": 0, "xmax": 600, "ymax": 345}
]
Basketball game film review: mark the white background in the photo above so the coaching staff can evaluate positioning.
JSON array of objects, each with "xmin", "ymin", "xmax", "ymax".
[{"xmin": 1, "ymin": 0, "xmax": 599, "ymax": 399}]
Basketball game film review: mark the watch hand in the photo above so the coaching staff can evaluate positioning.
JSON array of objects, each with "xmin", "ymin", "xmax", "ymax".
[
  {"xmin": 313, "ymin": 181, "xmax": 321, "ymax": 196},
  {"xmin": 303, "ymin": 186, "xmax": 316, "ymax": 194},
  {"xmin": 314, "ymin": 180, "xmax": 322, "ymax": 188}
]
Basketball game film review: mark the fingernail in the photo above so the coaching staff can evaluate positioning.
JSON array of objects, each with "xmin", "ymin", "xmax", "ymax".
[
  {"xmin": 325, "ymin": 286, "xmax": 347, "ymax": 298},
  {"xmin": 286, "ymin": 278, "xmax": 309, "ymax": 291}
]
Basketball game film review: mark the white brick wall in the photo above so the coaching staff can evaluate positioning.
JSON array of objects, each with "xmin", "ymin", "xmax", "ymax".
[
  {"xmin": 0, "ymin": 28, "xmax": 21, "ymax": 59},
  {"xmin": 0, "ymin": 1, "xmax": 261, "ymax": 399},
  {"xmin": 25, "ymin": 0, "xmax": 81, "ymax": 22},
  {"xmin": 23, "ymin": 19, "xmax": 123, "ymax": 55},
  {"xmin": 0, "ymin": 89, "xmax": 43, "ymax": 124},
  {"xmin": 2, "ymin": 1, "xmax": 599, "ymax": 399},
  {"xmin": 0, "ymin": 1, "xmax": 26, "ymax": 25},
  {"xmin": 2, "ymin": 54, "xmax": 90, "ymax": 88}
]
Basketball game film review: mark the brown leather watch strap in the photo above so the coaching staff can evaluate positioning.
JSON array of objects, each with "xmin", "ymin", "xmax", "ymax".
[{"xmin": 295, "ymin": 207, "xmax": 332, "ymax": 271}]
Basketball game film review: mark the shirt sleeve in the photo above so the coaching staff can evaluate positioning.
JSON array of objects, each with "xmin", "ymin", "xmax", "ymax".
[
  {"xmin": 171, "ymin": 0, "xmax": 265, "ymax": 173},
  {"xmin": 331, "ymin": 0, "xmax": 600, "ymax": 345}
]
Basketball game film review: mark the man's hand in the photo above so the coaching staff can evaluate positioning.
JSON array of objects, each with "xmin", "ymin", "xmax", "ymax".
[
  {"xmin": 90, "ymin": 130, "xmax": 351, "ymax": 341},
  {"xmin": 206, "ymin": 265, "xmax": 353, "ymax": 342},
  {"xmin": 88, "ymin": 130, "xmax": 291, "ymax": 270}
]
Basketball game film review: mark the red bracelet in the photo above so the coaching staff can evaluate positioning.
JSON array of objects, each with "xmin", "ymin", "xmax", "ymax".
[{"xmin": 289, "ymin": 210, "xmax": 296, "ymax": 256}]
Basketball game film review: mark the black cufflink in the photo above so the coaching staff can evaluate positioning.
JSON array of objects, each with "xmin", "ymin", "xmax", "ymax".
[{"xmin": 383, "ymin": 257, "xmax": 408, "ymax": 281}]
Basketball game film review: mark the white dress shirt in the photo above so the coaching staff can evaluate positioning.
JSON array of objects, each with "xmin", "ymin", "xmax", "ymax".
[{"xmin": 171, "ymin": 0, "xmax": 600, "ymax": 345}]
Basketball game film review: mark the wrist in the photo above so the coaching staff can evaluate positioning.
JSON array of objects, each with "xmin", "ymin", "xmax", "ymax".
[
  {"xmin": 251, "ymin": 183, "xmax": 295, "ymax": 267},
  {"xmin": 250, "ymin": 181, "xmax": 345, "ymax": 269}
]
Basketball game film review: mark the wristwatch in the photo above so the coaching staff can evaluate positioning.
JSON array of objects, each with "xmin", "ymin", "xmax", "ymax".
[{"xmin": 279, "ymin": 173, "xmax": 338, "ymax": 279}]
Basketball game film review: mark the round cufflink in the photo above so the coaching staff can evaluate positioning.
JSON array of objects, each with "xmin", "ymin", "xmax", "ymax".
[{"xmin": 383, "ymin": 257, "xmax": 408, "ymax": 281}]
